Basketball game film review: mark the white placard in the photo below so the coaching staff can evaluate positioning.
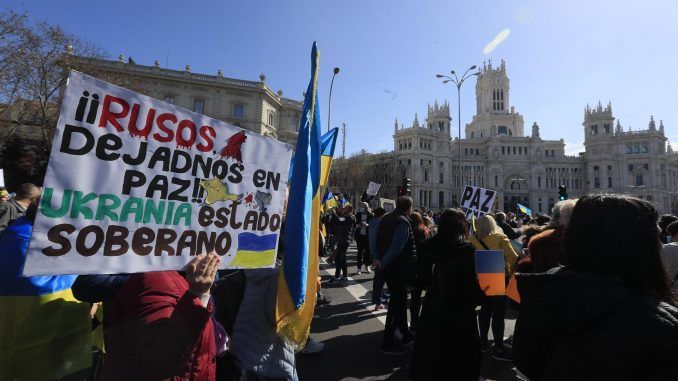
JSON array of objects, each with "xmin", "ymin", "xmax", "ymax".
[
  {"xmin": 23, "ymin": 71, "xmax": 292, "ymax": 275},
  {"xmin": 366, "ymin": 181, "xmax": 381, "ymax": 196},
  {"xmin": 459, "ymin": 185, "xmax": 497, "ymax": 221}
]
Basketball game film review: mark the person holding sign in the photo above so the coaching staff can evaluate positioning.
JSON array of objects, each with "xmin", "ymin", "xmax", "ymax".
[
  {"xmin": 469, "ymin": 215, "xmax": 518, "ymax": 362},
  {"xmin": 100, "ymin": 253, "xmax": 221, "ymax": 380},
  {"xmin": 410, "ymin": 209, "xmax": 485, "ymax": 380}
]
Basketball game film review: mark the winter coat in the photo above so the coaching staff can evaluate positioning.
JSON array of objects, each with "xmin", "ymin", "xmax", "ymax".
[
  {"xmin": 228, "ymin": 268, "xmax": 297, "ymax": 379},
  {"xmin": 410, "ymin": 236, "xmax": 486, "ymax": 381},
  {"xmin": 469, "ymin": 232, "xmax": 519, "ymax": 275},
  {"xmin": 0, "ymin": 198, "xmax": 25, "ymax": 234},
  {"xmin": 101, "ymin": 271, "xmax": 216, "ymax": 381},
  {"xmin": 528, "ymin": 228, "xmax": 566, "ymax": 273},
  {"xmin": 514, "ymin": 267, "xmax": 678, "ymax": 380}
]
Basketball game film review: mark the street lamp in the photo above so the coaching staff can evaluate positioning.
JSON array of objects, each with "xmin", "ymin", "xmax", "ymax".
[
  {"xmin": 436, "ymin": 65, "xmax": 479, "ymax": 202},
  {"xmin": 327, "ymin": 67, "xmax": 340, "ymax": 132}
]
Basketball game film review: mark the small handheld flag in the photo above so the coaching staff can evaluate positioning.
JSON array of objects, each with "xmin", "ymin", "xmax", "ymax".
[{"xmin": 475, "ymin": 250, "xmax": 506, "ymax": 296}]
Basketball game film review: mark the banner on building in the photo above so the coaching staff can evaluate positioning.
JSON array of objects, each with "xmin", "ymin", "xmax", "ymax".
[
  {"xmin": 366, "ymin": 181, "xmax": 381, "ymax": 196},
  {"xmin": 23, "ymin": 71, "xmax": 292, "ymax": 276},
  {"xmin": 460, "ymin": 185, "xmax": 497, "ymax": 221}
]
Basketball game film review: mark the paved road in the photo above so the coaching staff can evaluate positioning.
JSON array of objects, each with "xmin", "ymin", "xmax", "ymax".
[{"xmin": 297, "ymin": 243, "xmax": 522, "ymax": 381}]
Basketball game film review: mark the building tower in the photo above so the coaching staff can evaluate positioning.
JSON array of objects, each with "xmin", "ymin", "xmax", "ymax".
[
  {"xmin": 583, "ymin": 101, "xmax": 614, "ymax": 140},
  {"xmin": 426, "ymin": 100, "xmax": 452, "ymax": 136},
  {"xmin": 466, "ymin": 59, "xmax": 524, "ymax": 139}
]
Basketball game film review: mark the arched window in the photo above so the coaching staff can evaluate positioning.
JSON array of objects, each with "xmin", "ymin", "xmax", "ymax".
[{"xmin": 497, "ymin": 126, "xmax": 508, "ymax": 135}]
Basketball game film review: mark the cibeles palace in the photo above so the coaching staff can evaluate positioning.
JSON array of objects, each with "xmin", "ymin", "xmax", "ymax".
[{"xmin": 387, "ymin": 60, "xmax": 678, "ymax": 214}]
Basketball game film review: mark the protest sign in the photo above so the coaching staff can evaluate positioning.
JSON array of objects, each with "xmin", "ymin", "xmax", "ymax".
[
  {"xmin": 460, "ymin": 185, "xmax": 496, "ymax": 221},
  {"xmin": 0, "ymin": 169, "xmax": 4, "ymax": 187},
  {"xmin": 23, "ymin": 71, "xmax": 292, "ymax": 276},
  {"xmin": 366, "ymin": 181, "xmax": 381, "ymax": 196},
  {"xmin": 475, "ymin": 250, "xmax": 506, "ymax": 296}
]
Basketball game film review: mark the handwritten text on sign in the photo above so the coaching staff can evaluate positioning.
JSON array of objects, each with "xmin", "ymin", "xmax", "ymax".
[
  {"xmin": 460, "ymin": 185, "xmax": 496, "ymax": 221},
  {"xmin": 23, "ymin": 71, "xmax": 292, "ymax": 275}
]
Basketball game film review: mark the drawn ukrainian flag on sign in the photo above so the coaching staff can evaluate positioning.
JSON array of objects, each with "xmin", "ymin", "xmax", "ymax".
[{"xmin": 230, "ymin": 232, "xmax": 278, "ymax": 268}]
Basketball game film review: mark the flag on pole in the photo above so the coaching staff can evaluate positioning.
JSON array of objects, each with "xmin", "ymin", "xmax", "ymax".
[
  {"xmin": 320, "ymin": 128, "xmax": 338, "ymax": 188},
  {"xmin": 276, "ymin": 42, "xmax": 323, "ymax": 347}
]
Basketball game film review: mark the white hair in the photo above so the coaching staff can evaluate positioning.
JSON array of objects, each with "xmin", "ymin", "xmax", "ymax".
[{"xmin": 553, "ymin": 199, "xmax": 577, "ymax": 227}]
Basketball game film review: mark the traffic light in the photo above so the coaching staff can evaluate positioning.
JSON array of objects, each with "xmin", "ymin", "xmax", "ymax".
[
  {"xmin": 558, "ymin": 185, "xmax": 567, "ymax": 201},
  {"xmin": 401, "ymin": 177, "xmax": 411, "ymax": 196}
]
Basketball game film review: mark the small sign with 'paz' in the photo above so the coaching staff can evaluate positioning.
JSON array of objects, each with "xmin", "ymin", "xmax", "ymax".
[{"xmin": 475, "ymin": 250, "xmax": 506, "ymax": 296}]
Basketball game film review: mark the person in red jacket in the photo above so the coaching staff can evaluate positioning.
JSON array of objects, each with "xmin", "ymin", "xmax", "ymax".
[{"xmin": 101, "ymin": 252, "xmax": 221, "ymax": 381}]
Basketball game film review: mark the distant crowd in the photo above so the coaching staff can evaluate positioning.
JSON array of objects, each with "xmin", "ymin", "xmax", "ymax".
[{"xmin": 320, "ymin": 195, "xmax": 678, "ymax": 379}]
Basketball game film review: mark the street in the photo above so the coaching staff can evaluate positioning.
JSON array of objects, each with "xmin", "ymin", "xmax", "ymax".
[{"xmin": 297, "ymin": 243, "xmax": 522, "ymax": 381}]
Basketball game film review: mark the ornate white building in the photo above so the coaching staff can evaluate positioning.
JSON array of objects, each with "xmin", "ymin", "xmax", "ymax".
[{"xmin": 393, "ymin": 60, "xmax": 678, "ymax": 214}]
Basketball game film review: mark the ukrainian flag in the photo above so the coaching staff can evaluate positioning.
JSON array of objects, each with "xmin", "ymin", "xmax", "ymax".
[
  {"xmin": 517, "ymin": 202, "xmax": 532, "ymax": 216},
  {"xmin": 276, "ymin": 42, "xmax": 324, "ymax": 347},
  {"xmin": 322, "ymin": 190, "xmax": 338, "ymax": 211},
  {"xmin": 230, "ymin": 232, "xmax": 279, "ymax": 268},
  {"xmin": 0, "ymin": 217, "xmax": 92, "ymax": 380}
]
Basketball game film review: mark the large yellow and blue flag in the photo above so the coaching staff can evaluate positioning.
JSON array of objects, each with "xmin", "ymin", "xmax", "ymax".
[
  {"xmin": 0, "ymin": 217, "xmax": 92, "ymax": 380},
  {"xmin": 322, "ymin": 190, "xmax": 338, "ymax": 211},
  {"xmin": 276, "ymin": 42, "xmax": 326, "ymax": 347}
]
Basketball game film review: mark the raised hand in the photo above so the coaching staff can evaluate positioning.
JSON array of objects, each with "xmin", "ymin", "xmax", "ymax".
[{"xmin": 186, "ymin": 252, "xmax": 220, "ymax": 295}]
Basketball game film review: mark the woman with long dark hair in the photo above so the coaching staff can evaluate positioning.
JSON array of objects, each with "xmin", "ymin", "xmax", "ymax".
[
  {"xmin": 514, "ymin": 194, "xmax": 678, "ymax": 380},
  {"xmin": 408, "ymin": 212, "xmax": 430, "ymax": 332},
  {"xmin": 410, "ymin": 209, "xmax": 485, "ymax": 380}
]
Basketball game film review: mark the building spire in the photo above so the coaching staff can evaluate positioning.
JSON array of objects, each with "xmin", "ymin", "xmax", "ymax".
[
  {"xmin": 659, "ymin": 119, "xmax": 665, "ymax": 134},
  {"xmin": 413, "ymin": 113, "xmax": 420, "ymax": 128},
  {"xmin": 649, "ymin": 115, "xmax": 656, "ymax": 131}
]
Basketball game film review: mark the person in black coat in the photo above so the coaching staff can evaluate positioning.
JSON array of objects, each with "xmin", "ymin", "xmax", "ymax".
[
  {"xmin": 410, "ymin": 209, "xmax": 486, "ymax": 381},
  {"xmin": 514, "ymin": 194, "xmax": 678, "ymax": 380}
]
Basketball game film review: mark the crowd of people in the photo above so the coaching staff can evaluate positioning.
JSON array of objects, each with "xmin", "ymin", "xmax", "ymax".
[
  {"xmin": 1, "ymin": 180, "xmax": 678, "ymax": 380},
  {"xmin": 322, "ymin": 194, "xmax": 678, "ymax": 379}
]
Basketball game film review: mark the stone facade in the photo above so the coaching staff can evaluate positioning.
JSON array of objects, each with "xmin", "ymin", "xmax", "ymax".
[
  {"xmin": 334, "ymin": 60, "xmax": 678, "ymax": 215},
  {"xmin": 70, "ymin": 56, "xmax": 303, "ymax": 146}
]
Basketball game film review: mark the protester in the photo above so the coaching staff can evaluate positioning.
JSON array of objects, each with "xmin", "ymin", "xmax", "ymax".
[
  {"xmin": 663, "ymin": 220, "xmax": 678, "ymax": 284},
  {"xmin": 0, "ymin": 197, "xmax": 92, "ymax": 380},
  {"xmin": 0, "ymin": 182, "xmax": 40, "ymax": 234},
  {"xmin": 0, "ymin": 188, "xmax": 9, "ymax": 203},
  {"xmin": 408, "ymin": 212, "xmax": 430, "ymax": 332},
  {"xmin": 469, "ymin": 214, "xmax": 518, "ymax": 361},
  {"xmin": 534, "ymin": 214, "xmax": 551, "ymax": 226},
  {"xmin": 373, "ymin": 196, "xmax": 417, "ymax": 355},
  {"xmin": 354, "ymin": 202, "xmax": 373, "ymax": 274},
  {"xmin": 369, "ymin": 207, "xmax": 389, "ymax": 310},
  {"xmin": 228, "ymin": 267, "xmax": 300, "ymax": 381},
  {"xmin": 411, "ymin": 209, "xmax": 486, "ymax": 380},
  {"xmin": 495, "ymin": 212, "xmax": 521, "ymax": 240},
  {"xmin": 514, "ymin": 194, "xmax": 678, "ymax": 379},
  {"xmin": 328, "ymin": 205, "xmax": 355, "ymax": 285},
  {"xmin": 100, "ymin": 253, "xmax": 221, "ymax": 380},
  {"xmin": 528, "ymin": 199, "xmax": 576, "ymax": 272},
  {"xmin": 659, "ymin": 214, "xmax": 678, "ymax": 244}
]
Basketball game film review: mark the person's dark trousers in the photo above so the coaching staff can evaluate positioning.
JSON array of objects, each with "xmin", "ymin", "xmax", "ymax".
[
  {"xmin": 372, "ymin": 269, "xmax": 387, "ymax": 304},
  {"xmin": 478, "ymin": 295, "xmax": 508, "ymax": 347},
  {"xmin": 355, "ymin": 235, "xmax": 370, "ymax": 270},
  {"xmin": 408, "ymin": 286, "xmax": 423, "ymax": 331},
  {"xmin": 334, "ymin": 242, "xmax": 349, "ymax": 278},
  {"xmin": 382, "ymin": 273, "xmax": 411, "ymax": 348}
]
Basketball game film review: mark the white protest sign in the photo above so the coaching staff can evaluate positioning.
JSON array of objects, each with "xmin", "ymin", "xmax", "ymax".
[
  {"xmin": 366, "ymin": 181, "xmax": 381, "ymax": 196},
  {"xmin": 460, "ymin": 185, "xmax": 497, "ymax": 221},
  {"xmin": 0, "ymin": 169, "xmax": 4, "ymax": 187},
  {"xmin": 23, "ymin": 71, "xmax": 292, "ymax": 275}
]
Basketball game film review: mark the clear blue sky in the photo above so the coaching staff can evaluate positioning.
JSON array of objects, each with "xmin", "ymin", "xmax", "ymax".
[{"xmin": 7, "ymin": 0, "xmax": 678, "ymax": 155}]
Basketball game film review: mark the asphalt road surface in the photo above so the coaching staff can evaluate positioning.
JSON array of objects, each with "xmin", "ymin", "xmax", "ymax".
[{"xmin": 296, "ymin": 243, "xmax": 523, "ymax": 381}]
